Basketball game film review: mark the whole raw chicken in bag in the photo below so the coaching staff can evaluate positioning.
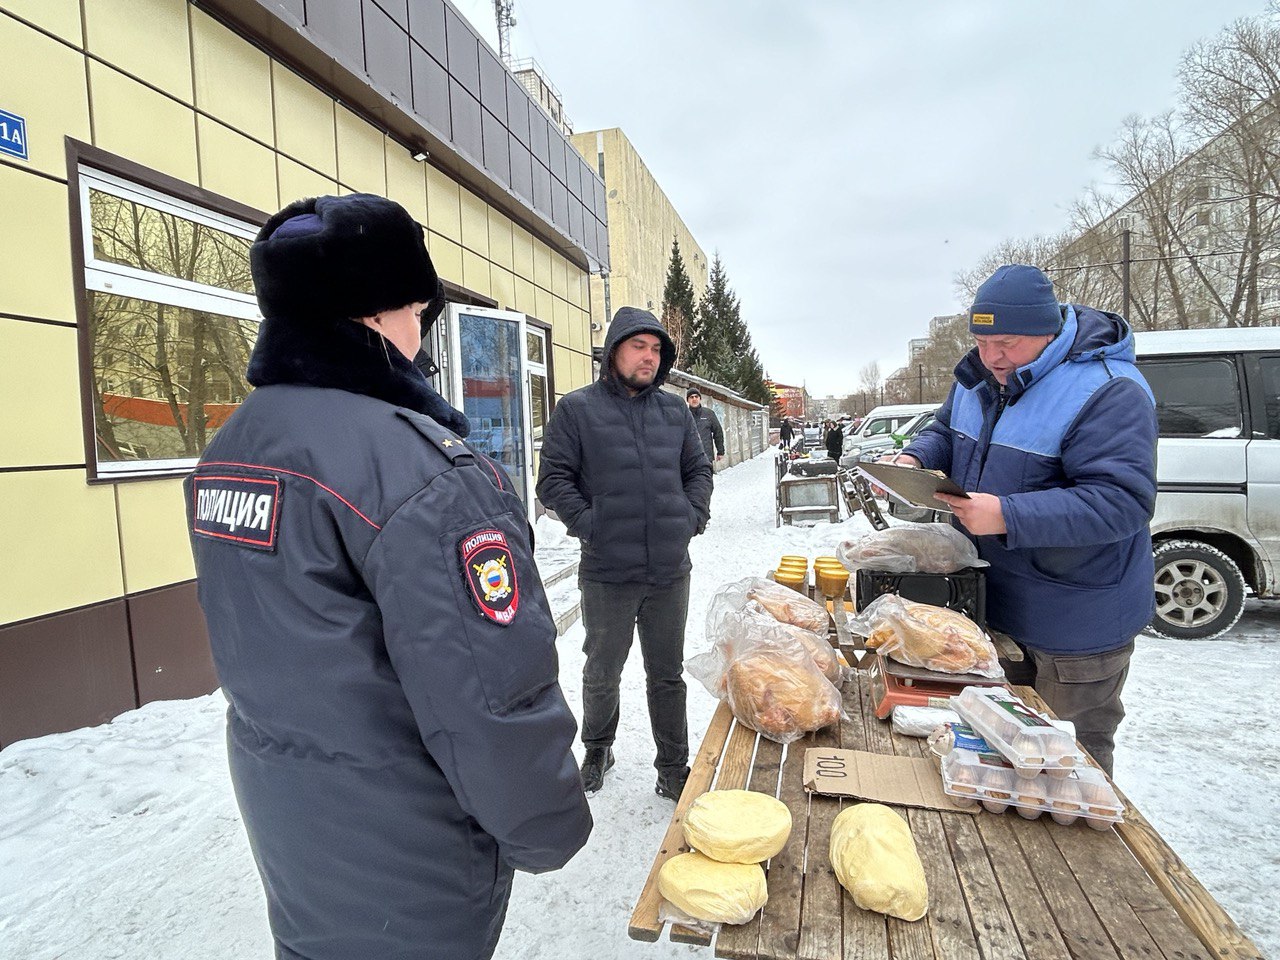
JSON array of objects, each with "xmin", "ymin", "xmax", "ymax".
[
  {"xmin": 836, "ymin": 524, "xmax": 987, "ymax": 574},
  {"xmin": 847, "ymin": 594, "xmax": 1004, "ymax": 679}
]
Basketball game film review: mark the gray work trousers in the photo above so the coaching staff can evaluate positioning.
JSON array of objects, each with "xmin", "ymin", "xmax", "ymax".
[
  {"xmin": 579, "ymin": 575, "xmax": 690, "ymax": 775},
  {"xmin": 1000, "ymin": 640, "xmax": 1134, "ymax": 776}
]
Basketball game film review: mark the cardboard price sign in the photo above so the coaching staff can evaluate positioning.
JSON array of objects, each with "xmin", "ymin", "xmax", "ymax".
[{"xmin": 803, "ymin": 748, "xmax": 976, "ymax": 815}]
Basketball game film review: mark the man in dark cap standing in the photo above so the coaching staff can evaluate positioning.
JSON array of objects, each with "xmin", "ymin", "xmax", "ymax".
[
  {"xmin": 898, "ymin": 264, "xmax": 1157, "ymax": 775},
  {"xmin": 186, "ymin": 193, "xmax": 591, "ymax": 960},
  {"xmin": 686, "ymin": 387, "xmax": 725, "ymax": 465},
  {"xmin": 536, "ymin": 308, "xmax": 713, "ymax": 801}
]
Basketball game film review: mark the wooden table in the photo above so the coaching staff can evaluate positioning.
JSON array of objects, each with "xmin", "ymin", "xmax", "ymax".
[{"xmin": 629, "ymin": 662, "xmax": 1263, "ymax": 960}]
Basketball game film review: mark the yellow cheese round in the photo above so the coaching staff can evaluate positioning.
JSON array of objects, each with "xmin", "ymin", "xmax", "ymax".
[
  {"xmin": 683, "ymin": 789, "xmax": 793, "ymax": 864},
  {"xmin": 829, "ymin": 804, "xmax": 928, "ymax": 922},
  {"xmin": 657, "ymin": 852, "xmax": 768, "ymax": 925}
]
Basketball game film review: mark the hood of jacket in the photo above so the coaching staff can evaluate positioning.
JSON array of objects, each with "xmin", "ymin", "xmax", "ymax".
[
  {"xmin": 246, "ymin": 313, "xmax": 470, "ymax": 436},
  {"xmin": 953, "ymin": 303, "xmax": 1137, "ymax": 397},
  {"xmin": 600, "ymin": 307, "xmax": 677, "ymax": 394}
]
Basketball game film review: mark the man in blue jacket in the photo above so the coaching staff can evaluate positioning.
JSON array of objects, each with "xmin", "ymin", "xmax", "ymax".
[
  {"xmin": 186, "ymin": 194, "xmax": 591, "ymax": 960},
  {"xmin": 536, "ymin": 308, "xmax": 713, "ymax": 800},
  {"xmin": 899, "ymin": 264, "xmax": 1157, "ymax": 775}
]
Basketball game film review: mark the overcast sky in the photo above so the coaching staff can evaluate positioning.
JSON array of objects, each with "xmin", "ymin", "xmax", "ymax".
[{"xmin": 453, "ymin": 0, "xmax": 1267, "ymax": 396}]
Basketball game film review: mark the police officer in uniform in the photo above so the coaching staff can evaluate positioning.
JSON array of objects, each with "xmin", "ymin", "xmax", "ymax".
[{"xmin": 186, "ymin": 194, "xmax": 591, "ymax": 960}]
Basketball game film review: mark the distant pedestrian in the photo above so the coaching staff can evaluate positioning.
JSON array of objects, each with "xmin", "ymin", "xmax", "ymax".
[
  {"xmin": 536, "ymin": 307, "xmax": 714, "ymax": 802},
  {"xmin": 686, "ymin": 388, "xmax": 725, "ymax": 464},
  {"xmin": 825, "ymin": 419, "xmax": 843, "ymax": 461},
  {"xmin": 779, "ymin": 419, "xmax": 795, "ymax": 449}
]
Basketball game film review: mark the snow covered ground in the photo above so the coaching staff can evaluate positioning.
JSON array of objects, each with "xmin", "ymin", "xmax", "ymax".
[{"xmin": 1, "ymin": 450, "xmax": 1276, "ymax": 958}]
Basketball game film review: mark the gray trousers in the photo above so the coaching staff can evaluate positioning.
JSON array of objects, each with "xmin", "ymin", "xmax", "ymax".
[
  {"xmin": 579, "ymin": 575, "xmax": 690, "ymax": 775},
  {"xmin": 1001, "ymin": 641, "xmax": 1134, "ymax": 777}
]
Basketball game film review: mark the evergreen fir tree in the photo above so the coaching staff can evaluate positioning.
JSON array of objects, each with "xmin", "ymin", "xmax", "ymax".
[
  {"xmin": 689, "ymin": 255, "xmax": 734, "ymax": 380},
  {"xmin": 659, "ymin": 236, "xmax": 698, "ymax": 360}
]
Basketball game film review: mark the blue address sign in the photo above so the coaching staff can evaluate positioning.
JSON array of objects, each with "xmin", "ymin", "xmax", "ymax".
[{"xmin": 0, "ymin": 108, "xmax": 28, "ymax": 161}]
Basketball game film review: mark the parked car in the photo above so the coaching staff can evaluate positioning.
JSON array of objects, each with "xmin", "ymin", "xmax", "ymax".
[
  {"xmin": 1133, "ymin": 327, "xmax": 1280, "ymax": 640},
  {"xmin": 839, "ymin": 403, "xmax": 936, "ymax": 470}
]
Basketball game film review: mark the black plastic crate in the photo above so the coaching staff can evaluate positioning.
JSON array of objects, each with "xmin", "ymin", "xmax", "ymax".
[
  {"xmin": 854, "ymin": 567, "xmax": 986, "ymax": 628},
  {"xmin": 788, "ymin": 459, "xmax": 838, "ymax": 477}
]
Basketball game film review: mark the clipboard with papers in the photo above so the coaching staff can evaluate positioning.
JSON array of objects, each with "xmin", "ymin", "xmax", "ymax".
[{"xmin": 855, "ymin": 460, "xmax": 969, "ymax": 513}]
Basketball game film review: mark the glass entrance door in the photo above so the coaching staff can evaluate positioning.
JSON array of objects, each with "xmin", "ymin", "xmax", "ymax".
[{"xmin": 445, "ymin": 305, "xmax": 534, "ymax": 512}]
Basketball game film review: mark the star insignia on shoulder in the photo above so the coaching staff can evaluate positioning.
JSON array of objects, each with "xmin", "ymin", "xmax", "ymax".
[{"xmin": 441, "ymin": 439, "xmax": 458, "ymax": 447}]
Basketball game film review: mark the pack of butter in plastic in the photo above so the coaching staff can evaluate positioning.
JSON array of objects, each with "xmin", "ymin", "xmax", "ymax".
[
  {"xmin": 939, "ymin": 749, "xmax": 1123, "ymax": 828},
  {"xmin": 952, "ymin": 686, "xmax": 1080, "ymax": 777}
]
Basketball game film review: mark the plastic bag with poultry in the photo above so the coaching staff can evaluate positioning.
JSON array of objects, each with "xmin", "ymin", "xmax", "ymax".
[
  {"xmin": 707, "ymin": 576, "xmax": 830, "ymax": 634},
  {"xmin": 847, "ymin": 594, "xmax": 1004, "ymax": 679},
  {"xmin": 704, "ymin": 590, "xmax": 843, "ymax": 686},
  {"xmin": 836, "ymin": 524, "xmax": 987, "ymax": 574}
]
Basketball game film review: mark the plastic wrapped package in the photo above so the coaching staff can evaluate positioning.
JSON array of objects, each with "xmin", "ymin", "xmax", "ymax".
[
  {"xmin": 891, "ymin": 705, "xmax": 960, "ymax": 738},
  {"xmin": 683, "ymin": 790, "xmax": 792, "ymax": 864},
  {"xmin": 953, "ymin": 687, "xmax": 1079, "ymax": 775},
  {"xmin": 848, "ymin": 595, "xmax": 1003, "ymax": 678},
  {"xmin": 707, "ymin": 577, "xmax": 830, "ymax": 635},
  {"xmin": 828, "ymin": 804, "xmax": 928, "ymax": 922},
  {"xmin": 698, "ymin": 599, "xmax": 843, "ymax": 690},
  {"xmin": 657, "ymin": 852, "xmax": 768, "ymax": 925},
  {"xmin": 688, "ymin": 601, "xmax": 845, "ymax": 745},
  {"xmin": 939, "ymin": 750, "xmax": 1123, "ymax": 826},
  {"xmin": 836, "ymin": 524, "xmax": 988, "ymax": 574}
]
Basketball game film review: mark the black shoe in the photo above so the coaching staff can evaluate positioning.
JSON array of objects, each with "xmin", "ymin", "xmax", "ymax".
[
  {"xmin": 655, "ymin": 766, "xmax": 690, "ymax": 802},
  {"xmin": 581, "ymin": 747, "xmax": 615, "ymax": 794}
]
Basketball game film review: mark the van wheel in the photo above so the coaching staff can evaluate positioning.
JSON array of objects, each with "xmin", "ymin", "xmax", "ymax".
[{"xmin": 1149, "ymin": 540, "xmax": 1246, "ymax": 640}]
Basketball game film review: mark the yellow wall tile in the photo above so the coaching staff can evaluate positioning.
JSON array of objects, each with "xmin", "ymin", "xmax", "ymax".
[
  {"xmin": 512, "ymin": 224, "xmax": 534, "ymax": 282},
  {"xmin": 550, "ymin": 251, "xmax": 569, "ymax": 300},
  {"xmin": 386, "ymin": 149, "xmax": 428, "ymax": 225},
  {"xmin": 272, "ymin": 63, "xmax": 336, "ymax": 178},
  {"xmin": 0, "ymin": 166, "xmax": 76, "ymax": 321},
  {"xmin": 490, "ymin": 266, "xmax": 515, "ymax": 310},
  {"xmin": 428, "ymin": 232, "xmax": 463, "ymax": 285},
  {"xmin": 486, "ymin": 208, "xmax": 513, "ymax": 271},
  {"xmin": 197, "ymin": 116, "xmax": 277, "ymax": 215},
  {"xmin": 552, "ymin": 345, "xmax": 573, "ymax": 395},
  {"xmin": 85, "ymin": 0, "xmax": 192, "ymax": 102},
  {"xmin": 277, "ymin": 155, "xmax": 338, "ymax": 207},
  {"xmin": 0, "ymin": 319, "xmax": 85, "ymax": 468},
  {"xmin": 551, "ymin": 296, "xmax": 572, "ymax": 351},
  {"xmin": 461, "ymin": 249, "xmax": 491, "ymax": 298},
  {"xmin": 191, "ymin": 8, "xmax": 272, "ymax": 144},
  {"xmin": 115, "ymin": 478, "xmax": 195, "ymax": 593},
  {"xmin": 532, "ymin": 240, "xmax": 553, "ymax": 293},
  {"xmin": 459, "ymin": 188, "xmax": 489, "ymax": 258},
  {"xmin": 567, "ymin": 265, "xmax": 586, "ymax": 308},
  {"xmin": 90, "ymin": 61, "xmax": 199, "ymax": 186},
  {"xmin": 534, "ymin": 286, "xmax": 554, "ymax": 327},
  {"xmin": 425, "ymin": 165, "xmax": 461, "ymax": 241},
  {"xmin": 335, "ymin": 105, "xmax": 386, "ymax": 195},
  {"xmin": 0, "ymin": 469, "xmax": 124, "ymax": 624},
  {"xmin": 514, "ymin": 276, "xmax": 537, "ymax": 315},
  {"xmin": 4, "ymin": 0, "xmax": 83, "ymax": 45},
  {"xmin": 0, "ymin": 13, "xmax": 90, "ymax": 179}
]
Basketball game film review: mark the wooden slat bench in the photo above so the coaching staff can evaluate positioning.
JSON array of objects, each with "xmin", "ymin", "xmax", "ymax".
[{"xmin": 629, "ymin": 666, "xmax": 1263, "ymax": 960}]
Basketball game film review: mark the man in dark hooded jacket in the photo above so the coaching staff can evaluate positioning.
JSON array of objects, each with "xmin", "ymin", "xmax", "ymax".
[
  {"xmin": 899, "ymin": 264, "xmax": 1157, "ymax": 775},
  {"xmin": 185, "ymin": 193, "xmax": 591, "ymax": 960},
  {"xmin": 686, "ymin": 387, "xmax": 725, "ymax": 463},
  {"xmin": 536, "ymin": 308, "xmax": 713, "ymax": 800}
]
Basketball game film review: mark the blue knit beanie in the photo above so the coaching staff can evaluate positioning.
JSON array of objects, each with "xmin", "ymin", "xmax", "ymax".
[{"xmin": 969, "ymin": 264, "xmax": 1062, "ymax": 335}]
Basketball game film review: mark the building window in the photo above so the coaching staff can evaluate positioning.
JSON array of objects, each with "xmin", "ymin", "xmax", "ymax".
[{"xmin": 79, "ymin": 168, "xmax": 260, "ymax": 476}]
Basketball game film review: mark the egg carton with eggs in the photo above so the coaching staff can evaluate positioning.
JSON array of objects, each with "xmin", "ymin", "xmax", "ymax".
[
  {"xmin": 953, "ymin": 686, "xmax": 1081, "ymax": 777},
  {"xmin": 939, "ymin": 749, "xmax": 1123, "ymax": 828},
  {"xmin": 926, "ymin": 720, "xmax": 1090, "ymax": 778}
]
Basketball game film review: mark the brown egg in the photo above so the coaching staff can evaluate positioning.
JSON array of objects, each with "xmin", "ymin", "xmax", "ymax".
[{"xmin": 1048, "ymin": 778, "xmax": 1083, "ymax": 826}]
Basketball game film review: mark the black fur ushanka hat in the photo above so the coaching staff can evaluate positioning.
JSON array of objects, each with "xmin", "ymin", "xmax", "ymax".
[{"xmin": 250, "ymin": 193, "xmax": 438, "ymax": 321}]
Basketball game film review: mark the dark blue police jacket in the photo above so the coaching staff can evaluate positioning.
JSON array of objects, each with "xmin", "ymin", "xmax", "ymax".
[{"xmin": 185, "ymin": 315, "xmax": 591, "ymax": 960}]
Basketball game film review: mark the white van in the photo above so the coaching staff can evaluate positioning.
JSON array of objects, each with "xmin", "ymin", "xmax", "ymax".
[
  {"xmin": 1135, "ymin": 327, "xmax": 1280, "ymax": 639},
  {"xmin": 840, "ymin": 403, "xmax": 935, "ymax": 468}
]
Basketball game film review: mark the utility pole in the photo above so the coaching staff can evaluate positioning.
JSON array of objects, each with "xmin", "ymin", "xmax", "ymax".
[
  {"xmin": 494, "ymin": 0, "xmax": 516, "ymax": 66},
  {"xmin": 1121, "ymin": 228, "xmax": 1132, "ymax": 320},
  {"xmin": 917, "ymin": 365, "xmax": 923, "ymax": 403}
]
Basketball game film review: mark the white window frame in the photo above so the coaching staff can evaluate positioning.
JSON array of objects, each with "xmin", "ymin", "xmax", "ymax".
[
  {"xmin": 526, "ymin": 325, "xmax": 550, "ymax": 453},
  {"xmin": 79, "ymin": 166, "xmax": 261, "ymax": 477}
]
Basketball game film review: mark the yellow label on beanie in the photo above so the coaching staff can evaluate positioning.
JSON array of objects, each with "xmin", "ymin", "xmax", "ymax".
[{"xmin": 971, "ymin": 313, "xmax": 994, "ymax": 326}]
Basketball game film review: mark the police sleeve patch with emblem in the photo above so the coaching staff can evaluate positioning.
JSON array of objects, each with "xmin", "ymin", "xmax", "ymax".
[
  {"xmin": 191, "ymin": 473, "xmax": 282, "ymax": 551},
  {"xmin": 460, "ymin": 528, "xmax": 520, "ymax": 625}
]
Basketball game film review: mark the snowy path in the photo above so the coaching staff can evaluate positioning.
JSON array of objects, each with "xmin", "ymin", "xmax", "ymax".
[{"xmin": 1, "ymin": 450, "xmax": 1276, "ymax": 958}]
